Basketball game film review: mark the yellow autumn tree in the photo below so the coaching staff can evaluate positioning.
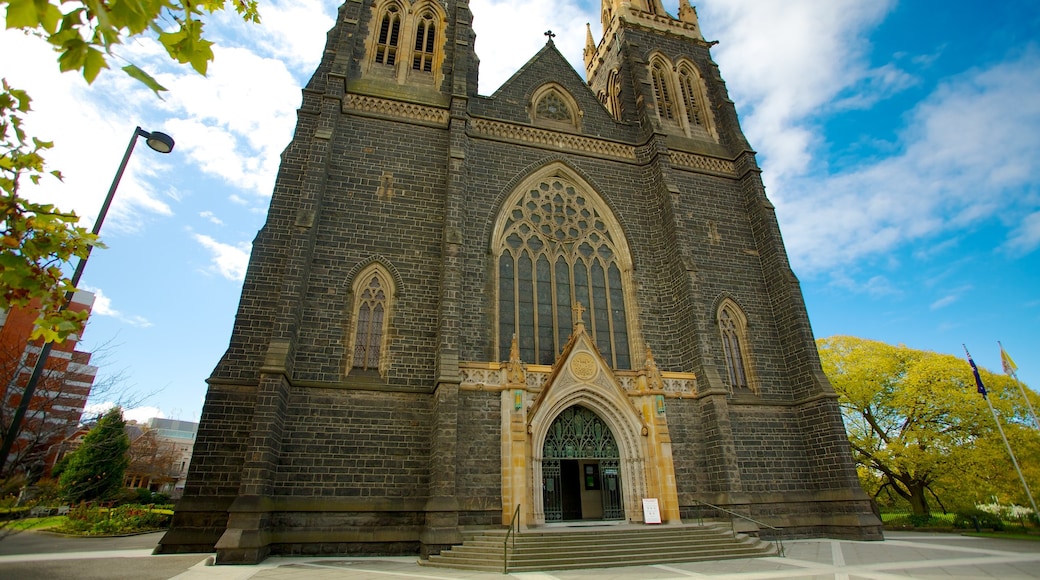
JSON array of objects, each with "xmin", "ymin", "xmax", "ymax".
[{"xmin": 817, "ymin": 336, "xmax": 1037, "ymax": 515}]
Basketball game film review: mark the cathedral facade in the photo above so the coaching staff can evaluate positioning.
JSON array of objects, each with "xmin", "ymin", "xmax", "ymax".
[{"xmin": 158, "ymin": 0, "xmax": 883, "ymax": 563}]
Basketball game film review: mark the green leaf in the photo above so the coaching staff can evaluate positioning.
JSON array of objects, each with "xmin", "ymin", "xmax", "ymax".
[
  {"xmin": 82, "ymin": 46, "xmax": 108, "ymax": 83},
  {"xmin": 37, "ymin": 0, "xmax": 62, "ymax": 33},
  {"xmin": 5, "ymin": 0, "xmax": 39, "ymax": 28},
  {"xmin": 121, "ymin": 64, "xmax": 167, "ymax": 95}
]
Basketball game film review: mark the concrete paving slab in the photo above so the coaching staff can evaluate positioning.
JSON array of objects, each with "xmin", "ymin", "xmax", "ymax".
[{"xmin": 1, "ymin": 530, "xmax": 1038, "ymax": 579}]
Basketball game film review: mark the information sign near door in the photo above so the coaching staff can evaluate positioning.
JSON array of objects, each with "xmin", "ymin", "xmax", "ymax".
[{"xmin": 642, "ymin": 498, "xmax": 661, "ymax": 524}]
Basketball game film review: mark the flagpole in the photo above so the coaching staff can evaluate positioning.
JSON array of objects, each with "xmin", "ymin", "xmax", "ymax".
[
  {"xmin": 999, "ymin": 341, "xmax": 1040, "ymax": 431},
  {"xmin": 977, "ymin": 390, "xmax": 1035, "ymax": 523},
  {"xmin": 966, "ymin": 345, "xmax": 1040, "ymax": 521}
]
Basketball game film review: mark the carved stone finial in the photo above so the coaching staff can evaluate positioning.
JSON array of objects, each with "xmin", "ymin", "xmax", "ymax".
[
  {"xmin": 678, "ymin": 0, "xmax": 698, "ymax": 25},
  {"xmin": 507, "ymin": 333, "xmax": 526, "ymax": 384},
  {"xmin": 544, "ymin": 30, "xmax": 556, "ymax": 44},
  {"xmin": 645, "ymin": 346, "xmax": 664, "ymax": 391}
]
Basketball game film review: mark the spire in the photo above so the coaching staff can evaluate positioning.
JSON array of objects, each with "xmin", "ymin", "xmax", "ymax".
[{"xmin": 583, "ymin": 23, "xmax": 596, "ymax": 71}]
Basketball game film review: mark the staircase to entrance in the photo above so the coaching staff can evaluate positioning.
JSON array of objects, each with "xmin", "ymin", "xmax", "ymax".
[{"xmin": 420, "ymin": 523, "xmax": 778, "ymax": 573}]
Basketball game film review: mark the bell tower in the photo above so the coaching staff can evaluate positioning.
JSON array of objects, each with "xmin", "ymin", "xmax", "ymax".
[{"xmin": 586, "ymin": 0, "xmax": 723, "ymax": 144}]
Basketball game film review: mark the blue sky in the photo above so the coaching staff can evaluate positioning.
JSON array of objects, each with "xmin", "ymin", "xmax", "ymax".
[{"xmin": 2, "ymin": 0, "xmax": 1037, "ymax": 422}]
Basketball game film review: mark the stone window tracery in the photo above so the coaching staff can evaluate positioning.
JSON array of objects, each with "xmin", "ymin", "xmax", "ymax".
[
  {"xmin": 495, "ymin": 172, "xmax": 633, "ymax": 369},
  {"xmin": 536, "ymin": 91, "xmax": 571, "ymax": 121},
  {"xmin": 717, "ymin": 299, "xmax": 756, "ymax": 394},
  {"xmin": 530, "ymin": 84, "xmax": 581, "ymax": 130},
  {"xmin": 347, "ymin": 265, "xmax": 395, "ymax": 377}
]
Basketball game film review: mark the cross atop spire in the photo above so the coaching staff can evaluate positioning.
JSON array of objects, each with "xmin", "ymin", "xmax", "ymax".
[
  {"xmin": 544, "ymin": 30, "xmax": 556, "ymax": 44},
  {"xmin": 572, "ymin": 302, "xmax": 586, "ymax": 329}
]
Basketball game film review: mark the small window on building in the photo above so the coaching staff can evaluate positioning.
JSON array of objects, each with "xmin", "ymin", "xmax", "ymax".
[{"xmin": 530, "ymin": 84, "xmax": 581, "ymax": 131}]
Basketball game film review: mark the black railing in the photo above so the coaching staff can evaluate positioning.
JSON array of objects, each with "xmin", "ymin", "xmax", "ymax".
[
  {"xmin": 692, "ymin": 499, "xmax": 785, "ymax": 557},
  {"xmin": 503, "ymin": 504, "xmax": 521, "ymax": 573}
]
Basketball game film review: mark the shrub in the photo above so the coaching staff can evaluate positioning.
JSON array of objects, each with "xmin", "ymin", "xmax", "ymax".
[
  {"xmin": 953, "ymin": 508, "xmax": 1005, "ymax": 531},
  {"xmin": 53, "ymin": 503, "xmax": 172, "ymax": 536}
]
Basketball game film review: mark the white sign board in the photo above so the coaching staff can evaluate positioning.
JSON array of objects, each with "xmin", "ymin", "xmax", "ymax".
[{"xmin": 642, "ymin": 498, "xmax": 661, "ymax": 524}]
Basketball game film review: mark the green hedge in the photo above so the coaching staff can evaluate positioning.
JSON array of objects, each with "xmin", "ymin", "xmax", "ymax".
[{"xmin": 53, "ymin": 503, "xmax": 171, "ymax": 536}]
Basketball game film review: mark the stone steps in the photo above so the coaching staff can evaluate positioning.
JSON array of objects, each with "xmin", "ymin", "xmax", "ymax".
[{"xmin": 421, "ymin": 523, "xmax": 777, "ymax": 572}]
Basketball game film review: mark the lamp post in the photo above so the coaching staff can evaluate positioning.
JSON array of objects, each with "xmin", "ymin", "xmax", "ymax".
[{"xmin": 0, "ymin": 127, "xmax": 174, "ymax": 476}]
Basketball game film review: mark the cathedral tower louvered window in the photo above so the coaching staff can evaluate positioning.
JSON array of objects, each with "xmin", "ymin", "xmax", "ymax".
[
  {"xmin": 650, "ymin": 59, "xmax": 677, "ymax": 122},
  {"xmin": 678, "ymin": 67, "xmax": 702, "ymax": 127},
  {"xmin": 375, "ymin": 5, "xmax": 401, "ymax": 66},
  {"xmin": 494, "ymin": 168, "xmax": 636, "ymax": 369},
  {"xmin": 413, "ymin": 11, "xmax": 436, "ymax": 72}
]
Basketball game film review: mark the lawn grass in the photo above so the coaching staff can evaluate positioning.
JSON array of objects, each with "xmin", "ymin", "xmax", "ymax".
[{"xmin": 4, "ymin": 515, "xmax": 66, "ymax": 531}]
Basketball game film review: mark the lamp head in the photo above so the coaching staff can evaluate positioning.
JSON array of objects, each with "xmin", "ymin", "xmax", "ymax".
[{"xmin": 143, "ymin": 131, "xmax": 175, "ymax": 154}]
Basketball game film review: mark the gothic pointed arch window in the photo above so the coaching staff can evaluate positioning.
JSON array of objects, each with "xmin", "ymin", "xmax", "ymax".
[
  {"xmin": 347, "ymin": 265, "xmax": 395, "ymax": 377},
  {"xmin": 717, "ymin": 299, "xmax": 756, "ymax": 394},
  {"xmin": 650, "ymin": 58, "xmax": 678, "ymax": 125},
  {"xmin": 374, "ymin": 4, "xmax": 402, "ymax": 67},
  {"xmin": 412, "ymin": 10, "xmax": 437, "ymax": 73},
  {"xmin": 531, "ymin": 84, "xmax": 581, "ymax": 131},
  {"xmin": 675, "ymin": 61, "xmax": 718, "ymax": 140},
  {"xmin": 493, "ymin": 167, "xmax": 636, "ymax": 368},
  {"xmin": 677, "ymin": 67, "xmax": 702, "ymax": 127}
]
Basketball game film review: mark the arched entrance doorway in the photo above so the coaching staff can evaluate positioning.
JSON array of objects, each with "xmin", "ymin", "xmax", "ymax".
[{"xmin": 542, "ymin": 405, "xmax": 624, "ymax": 521}]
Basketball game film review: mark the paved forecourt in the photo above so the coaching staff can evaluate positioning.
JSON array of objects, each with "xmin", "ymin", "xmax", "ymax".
[
  {"xmin": 2, "ymin": 531, "xmax": 1039, "ymax": 579},
  {"xmin": 171, "ymin": 532, "xmax": 1040, "ymax": 580}
]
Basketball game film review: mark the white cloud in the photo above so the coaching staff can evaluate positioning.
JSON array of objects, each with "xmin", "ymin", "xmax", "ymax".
[
  {"xmin": 773, "ymin": 50, "xmax": 1040, "ymax": 272},
  {"xmin": 698, "ymin": 0, "xmax": 897, "ymax": 182},
  {"xmin": 156, "ymin": 46, "xmax": 303, "ymax": 196},
  {"xmin": 200, "ymin": 211, "xmax": 225, "ymax": 226},
  {"xmin": 246, "ymin": 0, "xmax": 339, "ymax": 66},
  {"xmin": 471, "ymin": 0, "xmax": 595, "ymax": 94},
  {"xmin": 1005, "ymin": 211, "xmax": 1040, "ymax": 254},
  {"xmin": 829, "ymin": 271, "xmax": 900, "ymax": 297},
  {"xmin": 930, "ymin": 295, "xmax": 958, "ymax": 310},
  {"xmin": 193, "ymin": 234, "xmax": 252, "ymax": 281},
  {"xmin": 83, "ymin": 286, "xmax": 153, "ymax": 328},
  {"xmin": 82, "ymin": 403, "xmax": 164, "ymax": 424}
]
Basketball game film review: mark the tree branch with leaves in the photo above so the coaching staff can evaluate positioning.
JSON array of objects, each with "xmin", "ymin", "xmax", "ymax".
[{"xmin": 0, "ymin": 0, "xmax": 260, "ymax": 341}]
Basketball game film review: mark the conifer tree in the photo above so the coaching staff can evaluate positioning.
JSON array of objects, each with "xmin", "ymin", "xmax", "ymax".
[{"xmin": 58, "ymin": 408, "xmax": 130, "ymax": 503}]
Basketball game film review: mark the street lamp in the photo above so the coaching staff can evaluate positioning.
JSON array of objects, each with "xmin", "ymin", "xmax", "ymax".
[{"xmin": 0, "ymin": 126, "xmax": 174, "ymax": 476}]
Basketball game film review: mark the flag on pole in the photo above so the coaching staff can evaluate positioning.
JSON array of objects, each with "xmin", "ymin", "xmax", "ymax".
[
  {"xmin": 963, "ymin": 345, "xmax": 987, "ymax": 399},
  {"xmin": 1000, "ymin": 343, "xmax": 1018, "ymax": 375}
]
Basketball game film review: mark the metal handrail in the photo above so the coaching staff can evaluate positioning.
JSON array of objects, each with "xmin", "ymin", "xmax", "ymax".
[
  {"xmin": 503, "ymin": 504, "xmax": 521, "ymax": 573},
  {"xmin": 692, "ymin": 499, "xmax": 785, "ymax": 557}
]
